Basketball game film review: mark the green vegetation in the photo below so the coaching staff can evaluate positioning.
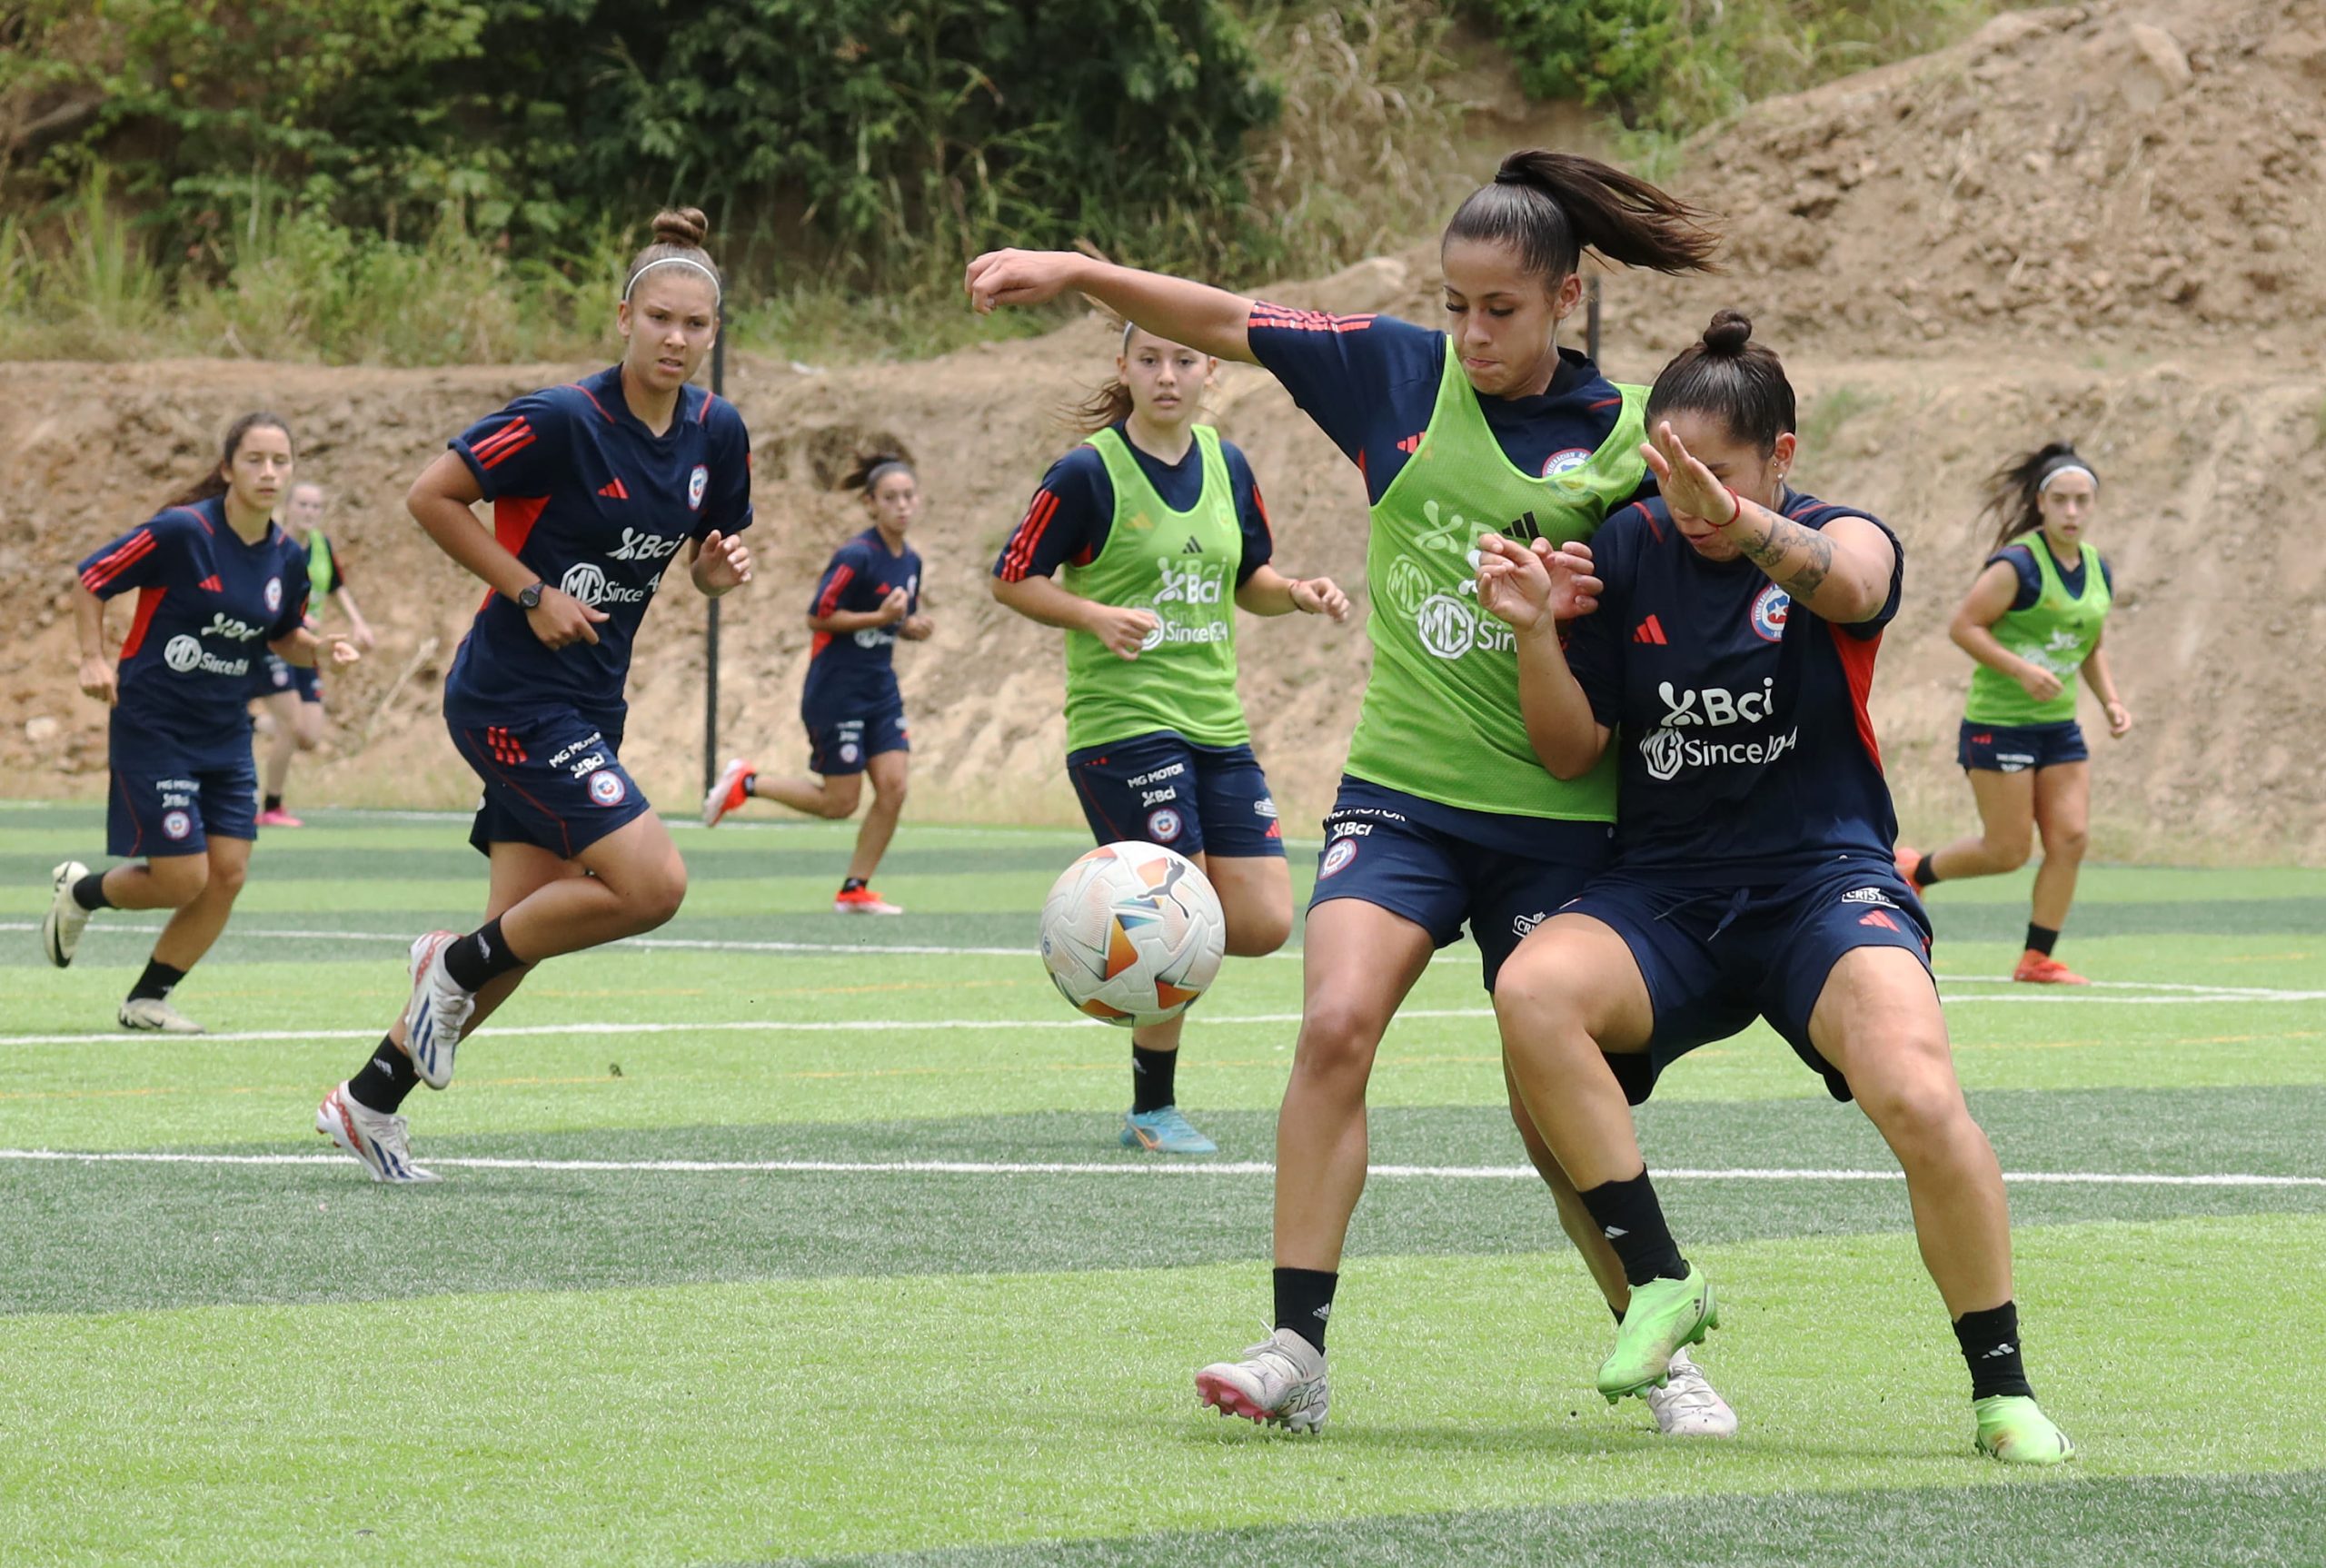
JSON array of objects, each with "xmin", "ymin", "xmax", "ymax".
[
  {"xmin": 4, "ymin": 803, "xmax": 2325, "ymax": 1563},
  {"xmin": 1797, "ymin": 382, "xmax": 1886, "ymax": 454}
]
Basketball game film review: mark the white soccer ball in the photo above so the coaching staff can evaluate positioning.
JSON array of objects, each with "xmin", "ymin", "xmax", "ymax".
[{"xmin": 1039, "ymin": 840, "xmax": 1227, "ymax": 1027}]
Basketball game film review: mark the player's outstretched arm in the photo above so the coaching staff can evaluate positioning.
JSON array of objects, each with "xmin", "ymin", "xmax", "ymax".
[
  {"xmin": 965, "ymin": 251, "xmax": 1257, "ymax": 364},
  {"xmin": 268, "ymin": 626, "xmax": 360, "ymax": 670},
  {"xmin": 1476, "ymin": 533, "xmax": 1609, "ymax": 779},
  {"xmin": 1950, "ymin": 558, "xmax": 2063, "ymax": 702},
  {"xmin": 1235, "ymin": 565, "xmax": 1350, "ymax": 621}
]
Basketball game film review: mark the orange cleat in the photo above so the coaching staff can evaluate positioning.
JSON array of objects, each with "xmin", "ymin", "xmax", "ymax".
[
  {"xmin": 702, "ymin": 757, "xmax": 754, "ymax": 828},
  {"xmin": 1894, "ymin": 843, "xmax": 1926, "ymax": 891},
  {"xmin": 834, "ymin": 886, "xmax": 903, "ymax": 916},
  {"xmin": 2013, "ymin": 949, "xmax": 2089, "ymax": 985}
]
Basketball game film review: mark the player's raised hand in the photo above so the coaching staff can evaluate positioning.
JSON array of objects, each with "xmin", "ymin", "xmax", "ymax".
[
  {"xmin": 1087, "ymin": 602, "xmax": 1160, "ymax": 660},
  {"xmin": 692, "ymin": 530, "xmax": 753, "ymax": 596},
  {"xmin": 528, "ymin": 586, "xmax": 608, "ymax": 649},
  {"xmin": 965, "ymin": 249, "xmax": 1083, "ymax": 313},
  {"xmin": 879, "ymin": 585, "xmax": 911, "ymax": 623},
  {"xmin": 1476, "ymin": 533, "xmax": 1600, "ymax": 631},
  {"xmin": 77, "ymin": 655, "xmax": 117, "ymax": 707},
  {"xmin": 1640, "ymin": 421, "xmax": 1739, "ymax": 528},
  {"xmin": 1288, "ymin": 576, "xmax": 1351, "ymax": 622}
]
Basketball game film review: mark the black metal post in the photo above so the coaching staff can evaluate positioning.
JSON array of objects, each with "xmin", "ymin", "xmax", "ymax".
[
  {"xmin": 703, "ymin": 307, "xmax": 726, "ymax": 797},
  {"xmin": 1585, "ymin": 274, "xmax": 1602, "ymax": 367}
]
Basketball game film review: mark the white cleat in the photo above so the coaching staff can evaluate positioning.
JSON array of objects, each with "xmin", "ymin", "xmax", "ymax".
[
  {"xmin": 43, "ymin": 860, "xmax": 94, "ymax": 968},
  {"xmin": 315, "ymin": 1082, "xmax": 438, "ymax": 1184},
  {"xmin": 401, "ymin": 930, "xmax": 474, "ymax": 1089},
  {"xmin": 118, "ymin": 996, "xmax": 204, "ymax": 1035},
  {"xmin": 702, "ymin": 756, "xmax": 753, "ymax": 828},
  {"xmin": 1196, "ymin": 1327, "xmax": 1330, "ymax": 1433},
  {"xmin": 1643, "ymin": 1346, "xmax": 1739, "ymax": 1436}
]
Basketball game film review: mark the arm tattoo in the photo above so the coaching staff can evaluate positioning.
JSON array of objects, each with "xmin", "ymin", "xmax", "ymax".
[{"xmin": 1735, "ymin": 511, "xmax": 1834, "ymax": 599}]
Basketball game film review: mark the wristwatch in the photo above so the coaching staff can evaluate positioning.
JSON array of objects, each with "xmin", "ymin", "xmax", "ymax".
[{"xmin": 515, "ymin": 581, "xmax": 545, "ymax": 610}]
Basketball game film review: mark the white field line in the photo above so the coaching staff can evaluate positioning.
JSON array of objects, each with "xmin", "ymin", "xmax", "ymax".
[{"xmin": 0, "ymin": 1147, "xmax": 2318, "ymax": 1188}]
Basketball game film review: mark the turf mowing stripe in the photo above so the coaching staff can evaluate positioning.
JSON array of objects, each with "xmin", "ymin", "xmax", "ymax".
[{"xmin": 8, "ymin": 1147, "xmax": 2319, "ymax": 1186}]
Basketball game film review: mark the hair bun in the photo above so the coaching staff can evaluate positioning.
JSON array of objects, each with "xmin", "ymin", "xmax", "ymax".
[
  {"xmin": 1702, "ymin": 309, "xmax": 1754, "ymax": 355},
  {"xmin": 651, "ymin": 207, "xmax": 710, "ymax": 249}
]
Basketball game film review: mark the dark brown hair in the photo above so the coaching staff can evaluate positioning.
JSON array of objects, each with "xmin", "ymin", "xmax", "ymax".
[
  {"xmin": 622, "ymin": 207, "xmax": 722, "ymax": 303},
  {"xmin": 164, "ymin": 412, "xmax": 294, "ymax": 509},
  {"xmin": 1063, "ymin": 322, "xmax": 1205, "ymax": 436},
  {"xmin": 1645, "ymin": 310, "xmax": 1795, "ymax": 455},
  {"xmin": 1444, "ymin": 150, "xmax": 1722, "ymax": 286},
  {"xmin": 843, "ymin": 451, "xmax": 916, "ymax": 494},
  {"xmin": 1982, "ymin": 442, "xmax": 2099, "ymax": 552}
]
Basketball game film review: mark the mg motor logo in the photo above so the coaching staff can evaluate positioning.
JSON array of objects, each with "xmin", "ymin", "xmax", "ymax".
[
  {"xmin": 1416, "ymin": 593, "xmax": 1476, "ymax": 660},
  {"xmin": 164, "ymin": 635, "xmax": 203, "ymax": 672},
  {"xmin": 559, "ymin": 561, "xmax": 651, "ymax": 607}
]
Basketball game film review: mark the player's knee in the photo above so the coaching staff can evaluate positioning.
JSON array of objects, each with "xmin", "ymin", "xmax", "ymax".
[
  {"xmin": 820, "ymin": 784, "xmax": 861, "ymax": 819},
  {"xmin": 150, "ymin": 858, "xmax": 210, "ymax": 906},
  {"xmin": 1856, "ymin": 1058, "xmax": 1963, "ymax": 1152},
  {"xmin": 630, "ymin": 861, "xmax": 689, "ymax": 931},
  {"xmin": 293, "ymin": 728, "xmax": 323, "ymax": 753},
  {"xmin": 1292, "ymin": 997, "xmax": 1384, "ymax": 1081},
  {"xmin": 875, "ymin": 775, "xmax": 908, "ymax": 812},
  {"xmin": 1983, "ymin": 833, "xmax": 2033, "ymax": 871},
  {"xmin": 1223, "ymin": 904, "xmax": 1291, "ymax": 958},
  {"xmin": 207, "ymin": 858, "xmax": 248, "ymax": 899},
  {"xmin": 1492, "ymin": 955, "xmax": 1585, "ymax": 1041},
  {"xmin": 2043, "ymin": 822, "xmax": 2089, "ymax": 861}
]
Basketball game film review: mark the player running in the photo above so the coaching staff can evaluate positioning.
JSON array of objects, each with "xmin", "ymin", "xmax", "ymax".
[
  {"xmin": 252, "ymin": 481, "xmax": 377, "ymax": 828},
  {"xmin": 314, "ymin": 207, "xmax": 754, "ymax": 1183},
  {"xmin": 989, "ymin": 322, "xmax": 1350, "ymax": 1156},
  {"xmin": 702, "ymin": 452, "xmax": 931, "ymax": 914},
  {"xmin": 1479, "ymin": 310, "xmax": 2075, "ymax": 1464},
  {"xmin": 1895, "ymin": 443, "xmax": 2128, "ymax": 985},
  {"xmin": 968, "ymin": 149, "xmax": 1738, "ymax": 1436},
  {"xmin": 43, "ymin": 413, "xmax": 357, "ymax": 1033}
]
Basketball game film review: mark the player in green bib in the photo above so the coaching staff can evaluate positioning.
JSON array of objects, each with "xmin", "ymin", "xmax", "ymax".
[
  {"xmin": 991, "ymin": 323, "xmax": 1351, "ymax": 1156},
  {"xmin": 1896, "ymin": 444, "xmax": 2132, "ymax": 984},
  {"xmin": 969, "ymin": 149, "xmax": 1737, "ymax": 1435},
  {"xmin": 251, "ymin": 481, "xmax": 378, "ymax": 828}
]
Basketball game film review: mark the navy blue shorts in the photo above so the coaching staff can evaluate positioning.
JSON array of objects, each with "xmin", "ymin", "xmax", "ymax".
[
  {"xmin": 445, "ymin": 705, "xmax": 651, "ymax": 860},
  {"xmin": 251, "ymin": 653, "xmax": 322, "ymax": 705},
  {"xmin": 1958, "ymin": 719, "xmax": 2086, "ymax": 773},
  {"xmin": 108, "ymin": 755, "xmax": 258, "ymax": 858},
  {"xmin": 1066, "ymin": 730, "xmax": 1285, "ymax": 859},
  {"xmin": 1309, "ymin": 779, "xmax": 1615, "ymax": 990},
  {"xmin": 804, "ymin": 698, "xmax": 909, "ymax": 778},
  {"xmin": 1562, "ymin": 857, "xmax": 1934, "ymax": 1105}
]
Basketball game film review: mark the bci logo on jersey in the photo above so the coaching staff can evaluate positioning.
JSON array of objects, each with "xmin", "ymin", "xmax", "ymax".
[
  {"xmin": 1152, "ymin": 557, "xmax": 1226, "ymax": 607},
  {"xmin": 199, "ymin": 611, "xmax": 268, "ymax": 642},
  {"xmin": 1656, "ymin": 678, "xmax": 1777, "ymax": 729},
  {"xmin": 610, "ymin": 527, "xmax": 683, "ymax": 562}
]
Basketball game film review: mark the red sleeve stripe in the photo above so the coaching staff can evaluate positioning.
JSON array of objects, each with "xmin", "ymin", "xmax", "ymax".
[
  {"xmin": 81, "ymin": 531, "xmax": 157, "ymax": 590},
  {"xmin": 697, "ymin": 391, "xmax": 717, "ymax": 424},
  {"xmin": 475, "ymin": 430, "xmax": 537, "ymax": 470},
  {"xmin": 814, "ymin": 564, "xmax": 857, "ymax": 617},
  {"xmin": 118, "ymin": 585, "xmax": 168, "ymax": 660},
  {"xmin": 998, "ymin": 489, "xmax": 1061, "ymax": 583},
  {"xmin": 1248, "ymin": 303, "xmax": 1376, "ymax": 334},
  {"xmin": 471, "ymin": 419, "xmax": 535, "ymax": 462},
  {"xmin": 1249, "ymin": 481, "xmax": 1275, "ymax": 546},
  {"xmin": 567, "ymin": 384, "xmax": 616, "ymax": 423}
]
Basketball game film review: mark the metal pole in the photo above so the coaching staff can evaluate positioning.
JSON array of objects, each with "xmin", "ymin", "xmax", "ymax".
[
  {"xmin": 1585, "ymin": 274, "xmax": 1602, "ymax": 367},
  {"xmin": 703, "ymin": 306, "xmax": 726, "ymax": 797}
]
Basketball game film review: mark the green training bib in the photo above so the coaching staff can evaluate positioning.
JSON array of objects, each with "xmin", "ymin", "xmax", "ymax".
[
  {"xmin": 1344, "ymin": 346, "xmax": 1640, "ymax": 820},
  {"xmin": 306, "ymin": 529, "xmax": 337, "ymax": 601},
  {"xmin": 1060, "ymin": 425, "xmax": 1249, "ymax": 751},
  {"xmin": 1964, "ymin": 539, "xmax": 2111, "ymax": 726}
]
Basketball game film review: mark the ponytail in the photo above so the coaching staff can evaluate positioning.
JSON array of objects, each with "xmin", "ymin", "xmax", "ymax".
[
  {"xmin": 843, "ymin": 450, "xmax": 916, "ymax": 493},
  {"xmin": 1063, "ymin": 381, "xmax": 1137, "ymax": 436},
  {"xmin": 163, "ymin": 412, "xmax": 294, "ymax": 510},
  {"xmin": 1445, "ymin": 150, "xmax": 1722, "ymax": 284},
  {"xmin": 1982, "ymin": 442, "xmax": 2099, "ymax": 553}
]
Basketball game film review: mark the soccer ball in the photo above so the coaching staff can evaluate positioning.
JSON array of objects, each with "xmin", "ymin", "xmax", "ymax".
[{"xmin": 1039, "ymin": 841, "xmax": 1227, "ymax": 1027}]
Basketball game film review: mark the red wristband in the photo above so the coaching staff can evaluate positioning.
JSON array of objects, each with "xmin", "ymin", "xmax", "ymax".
[{"xmin": 1721, "ymin": 483, "xmax": 1744, "ymax": 528}]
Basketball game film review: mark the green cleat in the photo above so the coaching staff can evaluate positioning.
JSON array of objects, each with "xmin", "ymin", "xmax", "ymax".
[
  {"xmin": 1598, "ymin": 1266, "xmax": 1717, "ymax": 1402},
  {"xmin": 1974, "ymin": 1394, "xmax": 2076, "ymax": 1464}
]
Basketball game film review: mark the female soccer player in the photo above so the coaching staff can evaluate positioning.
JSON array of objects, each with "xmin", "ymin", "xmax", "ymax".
[
  {"xmin": 702, "ymin": 452, "xmax": 932, "ymax": 914},
  {"xmin": 968, "ymin": 149, "xmax": 1738, "ymax": 1436},
  {"xmin": 1894, "ymin": 444, "xmax": 2129, "ymax": 985},
  {"xmin": 314, "ymin": 207, "xmax": 754, "ymax": 1183},
  {"xmin": 42, "ymin": 413, "xmax": 357, "ymax": 1033},
  {"xmin": 1479, "ymin": 310, "xmax": 2075, "ymax": 1464},
  {"xmin": 988, "ymin": 322, "xmax": 1348, "ymax": 1156},
  {"xmin": 253, "ymin": 481, "xmax": 377, "ymax": 828}
]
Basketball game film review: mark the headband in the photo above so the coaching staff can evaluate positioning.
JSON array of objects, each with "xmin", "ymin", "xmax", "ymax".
[
  {"xmin": 2035, "ymin": 457, "xmax": 2098, "ymax": 494},
  {"xmin": 862, "ymin": 460, "xmax": 913, "ymax": 491},
  {"xmin": 621, "ymin": 256, "xmax": 721, "ymax": 304}
]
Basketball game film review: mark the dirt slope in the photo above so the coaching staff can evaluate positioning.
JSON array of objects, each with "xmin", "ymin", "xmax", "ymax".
[{"xmin": 4, "ymin": 0, "xmax": 2321, "ymax": 861}]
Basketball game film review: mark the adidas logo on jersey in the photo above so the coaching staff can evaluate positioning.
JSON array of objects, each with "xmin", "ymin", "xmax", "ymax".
[
  {"xmin": 597, "ymin": 478, "xmax": 631, "ymax": 500},
  {"xmin": 1858, "ymin": 909, "xmax": 1902, "ymax": 931},
  {"xmin": 197, "ymin": 575, "xmax": 224, "ymax": 592},
  {"xmin": 1633, "ymin": 614, "xmax": 1668, "ymax": 645},
  {"xmin": 1181, "ymin": 536, "xmax": 1203, "ymax": 554}
]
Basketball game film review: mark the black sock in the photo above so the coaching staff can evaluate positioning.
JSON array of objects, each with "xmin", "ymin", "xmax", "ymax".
[
  {"xmin": 741, "ymin": 771, "xmax": 759, "ymax": 798},
  {"xmin": 264, "ymin": 793, "xmax": 283, "ymax": 813},
  {"xmin": 2025, "ymin": 923, "xmax": 2059, "ymax": 957},
  {"xmin": 1953, "ymin": 1301, "xmax": 2033, "ymax": 1400},
  {"xmin": 346, "ymin": 1033, "xmax": 421, "ymax": 1115},
  {"xmin": 127, "ymin": 959, "xmax": 186, "ymax": 1002},
  {"xmin": 1130, "ymin": 1044, "xmax": 1177, "ymax": 1114},
  {"xmin": 840, "ymin": 877, "xmax": 867, "ymax": 894},
  {"xmin": 442, "ymin": 916, "xmax": 526, "ymax": 992},
  {"xmin": 1914, "ymin": 853, "xmax": 1941, "ymax": 888},
  {"xmin": 1577, "ymin": 1168, "xmax": 1689, "ymax": 1286},
  {"xmin": 72, "ymin": 871, "xmax": 113, "ymax": 911},
  {"xmin": 1273, "ymin": 1266, "xmax": 1337, "ymax": 1352}
]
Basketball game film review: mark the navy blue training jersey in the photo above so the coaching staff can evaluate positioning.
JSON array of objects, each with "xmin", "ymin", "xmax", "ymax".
[
  {"xmin": 78, "ymin": 495, "xmax": 311, "ymax": 765},
  {"xmin": 1990, "ymin": 540, "xmax": 2112, "ymax": 610},
  {"xmin": 992, "ymin": 424, "xmax": 1273, "ymax": 583},
  {"xmin": 442, "ymin": 364, "xmax": 752, "ymax": 716},
  {"xmin": 1245, "ymin": 303, "xmax": 1646, "ymax": 505},
  {"xmin": 804, "ymin": 528, "xmax": 922, "ymax": 713},
  {"xmin": 1564, "ymin": 491, "xmax": 1905, "ymax": 883}
]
